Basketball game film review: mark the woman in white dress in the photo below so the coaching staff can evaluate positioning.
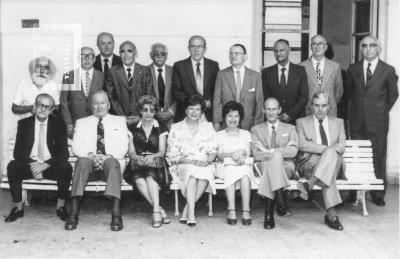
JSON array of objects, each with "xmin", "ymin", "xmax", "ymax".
[
  {"xmin": 167, "ymin": 95, "xmax": 217, "ymax": 226},
  {"xmin": 216, "ymin": 101, "xmax": 253, "ymax": 225}
]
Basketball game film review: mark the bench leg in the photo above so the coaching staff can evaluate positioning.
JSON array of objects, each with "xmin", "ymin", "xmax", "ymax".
[
  {"xmin": 174, "ymin": 190, "xmax": 179, "ymax": 216},
  {"xmin": 208, "ymin": 193, "xmax": 213, "ymax": 217},
  {"xmin": 21, "ymin": 190, "xmax": 30, "ymax": 207}
]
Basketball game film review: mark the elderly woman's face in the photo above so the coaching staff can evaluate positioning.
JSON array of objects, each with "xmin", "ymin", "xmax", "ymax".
[
  {"xmin": 141, "ymin": 103, "xmax": 156, "ymax": 121},
  {"xmin": 225, "ymin": 110, "xmax": 240, "ymax": 128},
  {"xmin": 186, "ymin": 104, "xmax": 202, "ymax": 121}
]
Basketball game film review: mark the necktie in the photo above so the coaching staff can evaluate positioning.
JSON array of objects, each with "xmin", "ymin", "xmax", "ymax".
[
  {"xmin": 85, "ymin": 71, "xmax": 91, "ymax": 96},
  {"xmin": 158, "ymin": 68, "xmax": 165, "ymax": 108},
  {"xmin": 235, "ymin": 70, "xmax": 242, "ymax": 102},
  {"xmin": 37, "ymin": 123, "xmax": 45, "ymax": 162},
  {"xmin": 270, "ymin": 125, "xmax": 277, "ymax": 148},
  {"xmin": 319, "ymin": 119, "xmax": 328, "ymax": 146},
  {"xmin": 366, "ymin": 62, "xmax": 372, "ymax": 86},
  {"xmin": 127, "ymin": 68, "xmax": 132, "ymax": 88},
  {"xmin": 316, "ymin": 62, "xmax": 322, "ymax": 88},
  {"xmin": 280, "ymin": 68, "xmax": 286, "ymax": 89},
  {"xmin": 103, "ymin": 58, "xmax": 109, "ymax": 73},
  {"xmin": 97, "ymin": 118, "xmax": 106, "ymax": 155},
  {"xmin": 195, "ymin": 62, "xmax": 203, "ymax": 95}
]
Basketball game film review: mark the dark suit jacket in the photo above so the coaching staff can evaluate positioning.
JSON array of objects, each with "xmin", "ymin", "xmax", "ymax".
[
  {"xmin": 346, "ymin": 59, "xmax": 398, "ymax": 133},
  {"xmin": 148, "ymin": 64, "xmax": 176, "ymax": 114},
  {"xmin": 172, "ymin": 57, "xmax": 219, "ymax": 121},
  {"xmin": 213, "ymin": 66, "xmax": 264, "ymax": 130},
  {"xmin": 60, "ymin": 69, "xmax": 104, "ymax": 126},
  {"xmin": 13, "ymin": 115, "xmax": 69, "ymax": 166},
  {"xmin": 93, "ymin": 54, "xmax": 122, "ymax": 72},
  {"xmin": 105, "ymin": 63, "xmax": 154, "ymax": 116},
  {"xmin": 262, "ymin": 63, "xmax": 308, "ymax": 123}
]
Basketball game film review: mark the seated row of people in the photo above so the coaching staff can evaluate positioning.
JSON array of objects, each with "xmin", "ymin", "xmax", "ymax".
[{"xmin": 5, "ymin": 91, "xmax": 345, "ymax": 233}]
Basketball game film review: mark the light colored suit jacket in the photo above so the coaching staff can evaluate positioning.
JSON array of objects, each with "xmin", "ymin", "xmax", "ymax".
[
  {"xmin": 299, "ymin": 58, "xmax": 343, "ymax": 116},
  {"xmin": 72, "ymin": 114, "xmax": 129, "ymax": 162},
  {"xmin": 214, "ymin": 67, "xmax": 264, "ymax": 130},
  {"xmin": 148, "ymin": 64, "xmax": 176, "ymax": 114}
]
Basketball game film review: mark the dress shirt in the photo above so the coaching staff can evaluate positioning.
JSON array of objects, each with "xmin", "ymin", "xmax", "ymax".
[
  {"xmin": 191, "ymin": 58, "xmax": 204, "ymax": 94},
  {"xmin": 123, "ymin": 63, "xmax": 135, "ymax": 79},
  {"xmin": 30, "ymin": 117, "xmax": 51, "ymax": 162},
  {"xmin": 80, "ymin": 68, "xmax": 94, "ymax": 95},
  {"xmin": 266, "ymin": 121, "xmax": 279, "ymax": 136},
  {"xmin": 363, "ymin": 58, "xmax": 378, "ymax": 84},
  {"xmin": 313, "ymin": 115, "xmax": 330, "ymax": 146},
  {"xmin": 153, "ymin": 64, "xmax": 166, "ymax": 83},
  {"xmin": 100, "ymin": 54, "xmax": 114, "ymax": 71},
  {"xmin": 232, "ymin": 65, "xmax": 245, "ymax": 89},
  {"xmin": 277, "ymin": 62, "xmax": 290, "ymax": 84},
  {"xmin": 312, "ymin": 57, "xmax": 325, "ymax": 75}
]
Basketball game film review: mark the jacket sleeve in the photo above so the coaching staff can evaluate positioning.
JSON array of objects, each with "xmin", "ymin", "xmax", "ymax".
[
  {"xmin": 296, "ymin": 119, "xmax": 325, "ymax": 154},
  {"xmin": 13, "ymin": 120, "xmax": 31, "ymax": 164},
  {"xmin": 254, "ymin": 74, "xmax": 265, "ymax": 125},
  {"xmin": 387, "ymin": 66, "xmax": 399, "ymax": 111},
  {"xmin": 104, "ymin": 71, "xmax": 125, "ymax": 115},
  {"xmin": 275, "ymin": 126, "xmax": 298, "ymax": 159},
  {"xmin": 334, "ymin": 119, "xmax": 346, "ymax": 155},
  {"xmin": 171, "ymin": 63, "xmax": 187, "ymax": 105},
  {"xmin": 213, "ymin": 71, "xmax": 223, "ymax": 124},
  {"xmin": 286, "ymin": 67, "xmax": 308, "ymax": 119},
  {"xmin": 60, "ymin": 73, "xmax": 72, "ymax": 127},
  {"xmin": 334, "ymin": 63, "xmax": 344, "ymax": 104},
  {"xmin": 46, "ymin": 121, "xmax": 69, "ymax": 166}
]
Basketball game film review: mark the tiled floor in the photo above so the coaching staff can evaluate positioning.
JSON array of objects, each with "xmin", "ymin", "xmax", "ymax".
[{"xmin": 0, "ymin": 186, "xmax": 398, "ymax": 258}]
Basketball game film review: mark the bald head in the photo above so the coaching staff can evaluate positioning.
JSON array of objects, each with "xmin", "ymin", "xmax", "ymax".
[
  {"xmin": 360, "ymin": 35, "xmax": 381, "ymax": 62},
  {"xmin": 80, "ymin": 46, "xmax": 95, "ymax": 70},
  {"xmin": 264, "ymin": 98, "xmax": 281, "ymax": 124}
]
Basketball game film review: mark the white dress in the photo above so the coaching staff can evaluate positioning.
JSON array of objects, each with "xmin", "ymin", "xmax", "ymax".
[
  {"xmin": 166, "ymin": 119, "xmax": 217, "ymax": 197},
  {"xmin": 216, "ymin": 129, "xmax": 254, "ymax": 189}
]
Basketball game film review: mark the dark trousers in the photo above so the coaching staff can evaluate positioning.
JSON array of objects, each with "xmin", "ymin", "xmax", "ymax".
[
  {"xmin": 350, "ymin": 121, "xmax": 387, "ymax": 200},
  {"xmin": 7, "ymin": 160, "xmax": 73, "ymax": 203}
]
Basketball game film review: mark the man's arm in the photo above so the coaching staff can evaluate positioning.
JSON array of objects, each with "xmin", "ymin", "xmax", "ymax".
[
  {"xmin": 296, "ymin": 119, "xmax": 325, "ymax": 154},
  {"xmin": 11, "ymin": 103, "xmax": 33, "ymax": 115},
  {"xmin": 386, "ymin": 66, "xmax": 399, "ymax": 111},
  {"xmin": 254, "ymin": 75, "xmax": 264, "ymax": 125},
  {"xmin": 104, "ymin": 70, "xmax": 125, "ymax": 115},
  {"xmin": 213, "ymin": 71, "xmax": 223, "ymax": 128},
  {"xmin": 286, "ymin": 67, "xmax": 308, "ymax": 120},
  {"xmin": 274, "ymin": 126, "xmax": 298, "ymax": 158},
  {"xmin": 334, "ymin": 63, "xmax": 344, "ymax": 104},
  {"xmin": 45, "ymin": 120, "xmax": 69, "ymax": 166},
  {"xmin": 143, "ymin": 67, "xmax": 155, "ymax": 97},
  {"xmin": 13, "ymin": 120, "xmax": 31, "ymax": 164},
  {"xmin": 250, "ymin": 127, "xmax": 272, "ymax": 161},
  {"xmin": 333, "ymin": 119, "xmax": 346, "ymax": 155}
]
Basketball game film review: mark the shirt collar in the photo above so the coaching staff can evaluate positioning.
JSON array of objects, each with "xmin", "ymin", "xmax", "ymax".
[
  {"xmin": 101, "ymin": 54, "xmax": 113, "ymax": 61},
  {"xmin": 364, "ymin": 58, "xmax": 378, "ymax": 66},
  {"xmin": 278, "ymin": 62, "xmax": 290, "ymax": 71},
  {"xmin": 191, "ymin": 58, "xmax": 204, "ymax": 66},
  {"xmin": 232, "ymin": 65, "xmax": 245, "ymax": 73},
  {"xmin": 80, "ymin": 67, "xmax": 94, "ymax": 74},
  {"xmin": 313, "ymin": 115, "xmax": 328, "ymax": 123},
  {"xmin": 153, "ymin": 64, "xmax": 166, "ymax": 72},
  {"xmin": 311, "ymin": 56, "xmax": 325, "ymax": 66},
  {"xmin": 35, "ymin": 117, "xmax": 49, "ymax": 125},
  {"xmin": 123, "ymin": 63, "xmax": 135, "ymax": 71},
  {"xmin": 266, "ymin": 120, "xmax": 279, "ymax": 129},
  {"xmin": 137, "ymin": 119, "xmax": 159, "ymax": 128}
]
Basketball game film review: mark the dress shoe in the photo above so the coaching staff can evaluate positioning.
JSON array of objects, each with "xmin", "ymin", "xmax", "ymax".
[
  {"xmin": 264, "ymin": 198, "xmax": 275, "ymax": 230},
  {"xmin": 241, "ymin": 210, "xmax": 252, "ymax": 226},
  {"xmin": 152, "ymin": 212, "xmax": 162, "ymax": 228},
  {"xmin": 227, "ymin": 209, "xmax": 237, "ymax": 225},
  {"xmin": 264, "ymin": 215, "xmax": 275, "ymax": 229},
  {"xmin": 110, "ymin": 215, "xmax": 123, "ymax": 231},
  {"xmin": 5, "ymin": 207, "xmax": 24, "ymax": 222},
  {"xmin": 324, "ymin": 215, "xmax": 344, "ymax": 231},
  {"xmin": 275, "ymin": 189, "xmax": 293, "ymax": 217},
  {"xmin": 187, "ymin": 220, "xmax": 197, "ymax": 227},
  {"xmin": 297, "ymin": 182, "xmax": 311, "ymax": 200},
  {"xmin": 372, "ymin": 199, "xmax": 386, "ymax": 206},
  {"xmin": 56, "ymin": 207, "xmax": 69, "ymax": 221},
  {"xmin": 277, "ymin": 206, "xmax": 293, "ymax": 217},
  {"xmin": 64, "ymin": 215, "xmax": 79, "ymax": 230}
]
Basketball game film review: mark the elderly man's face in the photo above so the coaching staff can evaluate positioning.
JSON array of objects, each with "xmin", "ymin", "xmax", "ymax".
[
  {"xmin": 31, "ymin": 57, "xmax": 51, "ymax": 87},
  {"xmin": 311, "ymin": 36, "xmax": 327, "ymax": 58},
  {"xmin": 81, "ymin": 48, "xmax": 95, "ymax": 70},
  {"xmin": 311, "ymin": 95, "xmax": 330, "ymax": 120},
  {"xmin": 273, "ymin": 42, "xmax": 290, "ymax": 64},
  {"xmin": 97, "ymin": 34, "xmax": 114, "ymax": 57},
  {"xmin": 120, "ymin": 43, "xmax": 136, "ymax": 66},
  {"xmin": 92, "ymin": 93, "xmax": 110, "ymax": 118},
  {"xmin": 188, "ymin": 37, "xmax": 206, "ymax": 62},
  {"xmin": 150, "ymin": 45, "xmax": 168, "ymax": 68},
  {"xmin": 229, "ymin": 46, "xmax": 246, "ymax": 67},
  {"xmin": 33, "ymin": 96, "xmax": 54, "ymax": 121},
  {"xmin": 361, "ymin": 37, "xmax": 381, "ymax": 62},
  {"xmin": 264, "ymin": 99, "xmax": 281, "ymax": 124}
]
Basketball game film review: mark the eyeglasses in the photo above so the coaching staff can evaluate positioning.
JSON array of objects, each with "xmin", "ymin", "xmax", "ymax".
[
  {"xmin": 230, "ymin": 52, "xmax": 245, "ymax": 56},
  {"xmin": 151, "ymin": 51, "xmax": 168, "ymax": 57},
  {"xmin": 36, "ymin": 103, "xmax": 53, "ymax": 111},
  {"xmin": 81, "ymin": 54, "xmax": 95, "ymax": 60},
  {"xmin": 361, "ymin": 43, "xmax": 379, "ymax": 48},
  {"xmin": 311, "ymin": 42, "xmax": 326, "ymax": 47},
  {"xmin": 189, "ymin": 45, "xmax": 205, "ymax": 50},
  {"xmin": 34, "ymin": 65, "xmax": 50, "ymax": 71},
  {"xmin": 141, "ymin": 108, "xmax": 156, "ymax": 113}
]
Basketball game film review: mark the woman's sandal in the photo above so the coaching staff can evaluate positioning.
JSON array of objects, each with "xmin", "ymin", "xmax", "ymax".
[
  {"xmin": 152, "ymin": 211, "xmax": 162, "ymax": 228},
  {"xmin": 160, "ymin": 207, "xmax": 170, "ymax": 224},
  {"xmin": 242, "ymin": 210, "xmax": 252, "ymax": 226},
  {"xmin": 227, "ymin": 209, "xmax": 237, "ymax": 225}
]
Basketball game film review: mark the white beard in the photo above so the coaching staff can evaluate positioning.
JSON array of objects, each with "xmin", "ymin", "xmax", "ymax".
[{"xmin": 31, "ymin": 74, "xmax": 49, "ymax": 87}]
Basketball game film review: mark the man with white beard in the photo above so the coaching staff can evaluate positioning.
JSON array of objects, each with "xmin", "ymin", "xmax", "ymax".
[{"xmin": 12, "ymin": 56, "xmax": 60, "ymax": 119}]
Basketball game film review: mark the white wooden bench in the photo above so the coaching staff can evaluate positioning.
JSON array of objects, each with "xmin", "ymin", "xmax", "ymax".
[{"xmin": 170, "ymin": 140, "xmax": 384, "ymax": 217}]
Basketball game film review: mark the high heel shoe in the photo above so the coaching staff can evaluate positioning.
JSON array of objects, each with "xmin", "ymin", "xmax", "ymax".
[
  {"xmin": 187, "ymin": 220, "xmax": 197, "ymax": 227},
  {"xmin": 152, "ymin": 211, "xmax": 162, "ymax": 228},
  {"xmin": 242, "ymin": 210, "xmax": 252, "ymax": 226},
  {"xmin": 160, "ymin": 207, "xmax": 170, "ymax": 224},
  {"xmin": 180, "ymin": 205, "xmax": 188, "ymax": 224},
  {"xmin": 227, "ymin": 209, "xmax": 237, "ymax": 225}
]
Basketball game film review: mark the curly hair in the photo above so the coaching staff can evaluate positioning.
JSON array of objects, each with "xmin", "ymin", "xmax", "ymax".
[{"xmin": 222, "ymin": 101, "xmax": 244, "ymax": 123}]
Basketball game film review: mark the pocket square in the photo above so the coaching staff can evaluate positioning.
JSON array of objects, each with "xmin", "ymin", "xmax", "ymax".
[
  {"xmin": 282, "ymin": 133, "xmax": 289, "ymax": 137},
  {"xmin": 248, "ymin": 88, "xmax": 255, "ymax": 92}
]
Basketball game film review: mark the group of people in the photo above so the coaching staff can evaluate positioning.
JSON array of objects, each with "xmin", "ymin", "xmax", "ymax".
[{"xmin": 5, "ymin": 32, "xmax": 398, "ymax": 233}]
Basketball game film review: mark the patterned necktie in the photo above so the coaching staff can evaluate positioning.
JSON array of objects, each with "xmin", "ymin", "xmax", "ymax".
[
  {"xmin": 366, "ymin": 62, "xmax": 372, "ymax": 86},
  {"xmin": 319, "ymin": 119, "xmax": 328, "ymax": 146},
  {"xmin": 195, "ymin": 62, "xmax": 203, "ymax": 95},
  {"xmin": 127, "ymin": 68, "xmax": 132, "ymax": 88},
  {"xmin": 280, "ymin": 68, "xmax": 286, "ymax": 89},
  {"xmin": 37, "ymin": 123, "xmax": 45, "ymax": 161},
  {"xmin": 96, "ymin": 118, "xmax": 106, "ymax": 155},
  {"xmin": 103, "ymin": 58, "xmax": 109, "ymax": 73},
  {"xmin": 271, "ymin": 125, "xmax": 277, "ymax": 148},
  {"xmin": 158, "ymin": 68, "xmax": 165, "ymax": 108},
  {"xmin": 85, "ymin": 71, "xmax": 91, "ymax": 96},
  {"xmin": 235, "ymin": 70, "xmax": 242, "ymax": 102},
  {"xmin": 316, "ymin": 62, "xmax": 322, "ymax": 88}
]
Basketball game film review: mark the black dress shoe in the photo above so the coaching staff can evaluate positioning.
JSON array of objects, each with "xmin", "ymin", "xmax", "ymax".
[
  {"xmin": 111, "ymin": 215, "xmax": 123, "ymax": 231},
  {"xmin": 324, "ymin": 215, "xmax": 344, "ymax": 231},
  {"xmin": 56, "ymin": 207, "xmax": 69, "ymax": 221},
  {"xmin": 264, "ymin": 215, "xmax": 275, "ymax": 229},
  {"xmin": 65, "ymin": 215, "xmax": 79, "ymax": 230},
  {"xmin": 5, "ymin": 207, "xmax": 24, "ymax": 222},
  {"xmin": 187, "ymin": 220, "xmax": 196, "ymax": 227},
  {"xmin": 277, "ymin": 206, "xmax": 293, "ymax": 217},
  {"xmin": 372, "ymin": 199, "xmax": 386, "ymax": 206}
]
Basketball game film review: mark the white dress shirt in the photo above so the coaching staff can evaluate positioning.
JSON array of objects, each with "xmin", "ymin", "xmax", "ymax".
[
  {"xmin": 80, "ymin": 68, "xmax": 94, "ymax": 95},
  {"xmin": 232, "ymin": 65, "xmax": 245, "ymax": 89},
  {"xmin": 363, "ymin": 58, "xmax": 378, "ymax": 84},
  {"xmin": 313, "ymin": 115, "xmax": 330, "ymax": 146},
  {"xmin": 266, "ymin": 121, "xmax": 279, "ymax": 136},
  {"xmin": 191, "ymin": 58, "xmax": 204, "ymax": 94},
  {"xmin": 30, "ymin": 117, "xmax": 51, "ymax": 162},
  {"xmin": 277, "ymin": 62, "xmax": 290, "ymax": 84},
  {"xmin": 100, "ymin": 54, "xmax": 114, "ymax": 71},
  {"xmin": 312, "ymin": 57, "xmax": 325, "ymax": 75},
  {"xmin": 123, "ymin": 63, "xmax": 135, "ymax": 79}
]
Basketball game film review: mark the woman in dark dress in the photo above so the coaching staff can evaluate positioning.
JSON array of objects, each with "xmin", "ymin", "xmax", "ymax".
[{"xmin": 126, "ymin": 95, "xmax": 170, "ymax": 228}]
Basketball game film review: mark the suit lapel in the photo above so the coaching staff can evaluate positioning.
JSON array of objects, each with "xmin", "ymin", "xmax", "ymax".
[
  {"xmin": 261, "ymin": 123, "xmax": 271, "ymax": 148},
  {"xmin": 164, "ymin": 65, "xmax": 172, "ymax": 108},
  {"xmin": 46, "ymin": 117, "xmax": 54, "ymax": 152},
  {"xmin": 225, "ymin": 68, "xmax": 237, "ymax": 99},
  {"xmin": 328, "ymin": 117, "xmax": 336, "ymax": 144},
  {"xmin": 369, "ymin": 60, "xmax": 384, "ymax": 88},
  {"xmin": 89, "ymin": 69, "xmax": 101, "ymax": 97},
  {"xmin": 149, "ymin": 65, "xmax": 159, "ymax": 98},
  {"xmin": 184, "ymin": 58, "xmax": 197, "ymax": 89},
  {"xmin": 131, "ymin": 63, "xmax": 142, "ymax": 88},
  {"xmin": 203, "ymin": 59, "xmax": 211, "ymax": 94},
  {"xmin": 240, "ymin": 67, "xmax": 252, "ymax": 101},
  {"xmin": 322, "ymin": 59, "xmax": 334, "ymax": 87},
  {"xmin": 306, "ymin": 58, "xmax": 319, "ymax": 89},
  {"xmin": 117, "ymin": 65, "xmax": 130, "ymax": 89},
  {"xmin": 306, "ymin": 116, "xmax": 317, "ymax": 142},
  {"xmin": 276, "ymin": 122, "xmax": 285, "ymax": 147}
]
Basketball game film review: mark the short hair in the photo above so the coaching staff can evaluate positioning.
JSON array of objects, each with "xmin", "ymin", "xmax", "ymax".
[
  {"xmin": 188, "ymin": 35, "xmax": 207, "ymax": 48},
  {"xmin": 138, "ymin": 95, "xmax": 160, "ymax": 114},
  {"xmin": 311, "ymin": 91, "xmax": 330, "ymax": 105},
  {"xmin": 360, "ymin": 35, "xmax": 382, "ymax": 50},
  {"xmin": 119, "ymin": 41, "xmax": 137, "ymax": 52},
  {"xmin": 97, "ymin": 32, "xmax": 115, "ymax": 45},
  {"xmin": 91, "ymin": 90, "xmax": 109, "ymax": 105},
  {"xmin": 150, "ymin": 43, "xmax": 168, "ymax": 53},
  {"xmin": 232, "ymin": 44, "xmax": 247, "ymax": 54},
  {"xmin": 264, "ymin": 97, "xmax": 281, "ymax": 109},
  {"xmin": 35, "ymin": 93, "xmax": 55, "ymax": 107},
  {"xmin": 222, "ymin": 101, "xmax": 244, "ymax": 123},
  {"xmin": 311, "ymin": 34, "xmax": 327, "ymax": 43},
  {"xmin": 81, "ymin": 46, "xmax": 95, "ymax": 54},
  {"xmin": 184, "ymin": 94, "xmax": 206, "ymax": 111},
  {"xmin": 28, "ymin": 56, "xmax": 57, "ymax": 80},
  {"xmin": 274, "ymin": 39, "xmax": 290, "ymax": 47}
]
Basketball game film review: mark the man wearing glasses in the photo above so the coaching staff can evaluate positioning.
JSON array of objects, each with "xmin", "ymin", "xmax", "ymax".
[
  {"xmin": 300, "ymin": 34, "xmax": 343, "ymax": 117},
  {"xmin": 12, "ymin": 56, "xmax": 60, "ymax": 119},
  {"xmin": 60, "ymin": 46, "xmax": 104, "ymax": 138},
  {"xmin": 172, "ymin": 35, "xmax": 220, "ymax": 122},
  {"xmin": 5, "ymin": 93, "xmax": 72, "ymax": 223},
  {"xmin": 346, "ymin": 35, "xmax": 398, "ymax": 206},
  {"xmin": 148, "ymin": 43, "xmax": 176, "ymax": 129}
]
